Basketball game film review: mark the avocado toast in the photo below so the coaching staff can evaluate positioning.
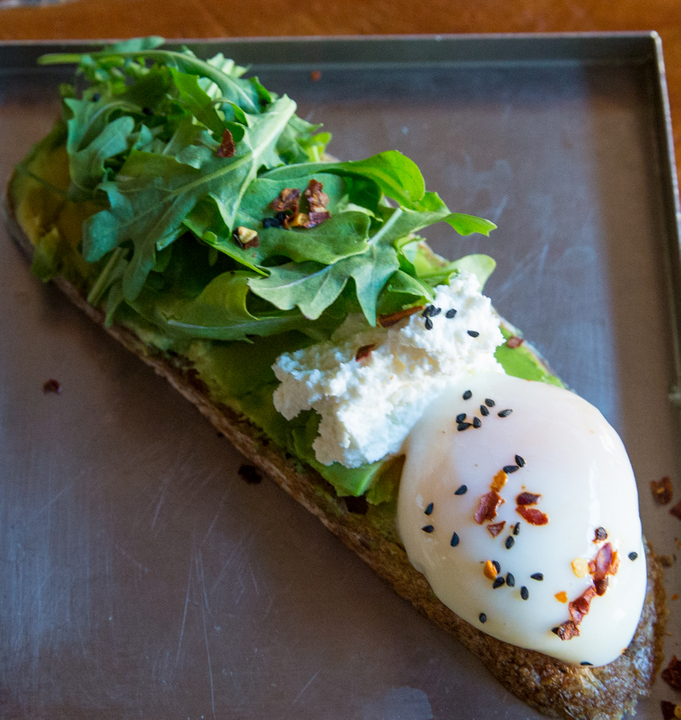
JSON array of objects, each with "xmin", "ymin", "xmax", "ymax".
[{"xmin": 4, "ymin": 38, "xmax": 667, "ymax": 719}]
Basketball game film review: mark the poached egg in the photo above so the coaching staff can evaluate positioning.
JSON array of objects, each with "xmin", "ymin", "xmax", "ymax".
[{"xmin": 397, "ymin": 372, "xmax": 647, "ymax": 666}]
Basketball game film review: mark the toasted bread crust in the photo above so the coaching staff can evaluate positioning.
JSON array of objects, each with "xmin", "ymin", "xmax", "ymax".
[{"xmin": 3, "ymin": 193, "xmax": 667, "ymax": 720}]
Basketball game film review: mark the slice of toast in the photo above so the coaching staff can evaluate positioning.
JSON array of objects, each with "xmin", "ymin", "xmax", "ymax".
[{"xmin": 2, "ymin": 187, "xmax": 668, "ymax": 720}]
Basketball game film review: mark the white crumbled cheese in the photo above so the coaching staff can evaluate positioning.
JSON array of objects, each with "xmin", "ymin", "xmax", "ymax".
[{"xmin": 272, "ymin": 271, "xmax": 505, "ymax": 468}]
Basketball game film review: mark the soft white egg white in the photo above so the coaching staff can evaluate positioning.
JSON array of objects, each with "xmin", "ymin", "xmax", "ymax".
[{"xmin": 397, "ymin": 372, "xmax": 647, "ymax": 666}]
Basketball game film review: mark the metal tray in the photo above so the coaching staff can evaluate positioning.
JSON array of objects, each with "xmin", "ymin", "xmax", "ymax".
[{"xmin": 1, "ymin": 34, "xmax": 680, "ymax": 720}]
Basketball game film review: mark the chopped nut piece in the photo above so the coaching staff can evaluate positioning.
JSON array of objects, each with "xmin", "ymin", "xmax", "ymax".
[
  {"xmin": 217, "ymin": 128, "xmax": 236, "ymax": 158},
  {"xmin": 483, "ymin": 560, "xmax": 498, "ymax": 579},
  {"xmin": 487, "ymin": 521, "xmax": 506, "ymax": 538},
  {"xmin": 516, "ymin": 506, "xmax": 549, "ymax": 525},
  {"xmin": 516, "ymin": 492, "xmax": 541, "ymax": 506},
  {"xmin": 593, "ymin": 526, "xmax": 608, "ymax": 542},
  {"xmin": 661, "ymin": 701, "xmax": 677, "ymax": 720},
  {"xmin": 491, "ymin": 470, "xmax": 508, "ymax": 493},
  {"xmin": 378, "ymin": 305, "xmax": 426, "ymax": 328},
  {"xmin": 304, "ymin": 179, "xmax": 330, "ymax": 213},
  {"xmin": 670, "ymin": 500, "xmax": 681, "ymax": 521},
  {"xmin": 233, "ymin": 226, "xmax": 259, "ymax": 249},
  {"xmin": 662, "ymin": 655, "xmax": 681, "ymax": 691},
  {"xmin": 355, "ymin": 344, "xmax": 375, "ymax": 362},
  {"xmin": 238, "ymin": 464, "xmax": 262, "ymax": 484},
  {"xmin": 552, "ymin": 620, "xmax": 580, "ymax": 641},
  {"xmin": 506, "ymin": 335, "xmax": 524, "ymax": 348},
  {"xmin": 572, "ymin": 557, "xmax": 590, "ymax": 578},
  {"xmin": 283, "ymin": 212, "xmax": 310, "ymax": 229},
  {"xmin": 651, "ymin": 476, "xmax": 673, "ymax": 505},
  {"xmin": 475, "ymin": 491, "xmax": 505, "ymax": 524},
  {"xmin": 271, "ymin": 187, "xmax": 301, "ymax": 215},
  {"xmin": 555, "ymin": 591, "xmax": 568, "ymax": 603},
  {"xmin": 42, "ymin": 378, "xmax": 61, "ymax": 394}
]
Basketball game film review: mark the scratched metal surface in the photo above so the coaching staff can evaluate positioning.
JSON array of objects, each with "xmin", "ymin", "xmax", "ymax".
[{"xmin": 0, "ymin": 36, "xmax": 680, "ymax": 720}]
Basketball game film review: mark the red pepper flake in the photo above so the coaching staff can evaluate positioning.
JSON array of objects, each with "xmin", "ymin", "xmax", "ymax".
[
  {"xmin": 516, "ymin": 506, "xmax": 549, "ymax": 525},
  {"xmin": 355, "ymin": 344, "xmax": 376, "ymax": 362},
  {"xmin": 304, "ymin": 179, "xmax": 330, "ymax": 213},
  {"xmin": 475, "ymin": 491, "xmax": 504, "ymax": 524},
  {"xmin": 271, "ymin": 187, "xmax": 301, "ymax": 215},
  {"xmin": 238, "ymin": 464, "xmax": 262, "ymax": 484},
  {"xmin": 661, "ymin": 701, "xmax": 678, "ymax": 720},
  {"xmin": 568, "ymin": 586, "xmax": 596, "ymax": 624},
  {"xmin": 591, "ymin": 542, "xmax": 618, "ymax": 596},
  {"xmin": 487, "ymin": 521, "xmax": 506, "ymax": 538},
  {"xmin": 42, "ymin": 379, "xmax": 61, "ymax": 394},
  {"xmin": 662, "ymin": 656, "xmax": 681, "ymax": 691},
  {"xmin": 506, "ymin": 335, "xmax": 524, "ymax": 349},
  {"xmin": 378, "ymin": 305, "xmax": 426, "ymax": 328},
  {"xmin": 552, "ymin": 620, "xmax": 580, "ymax": 641},
  {"xmin": 217, "ymin": 128, "xmax": 236, "ymax": 158},
  {"xmin": 310, "ymin": 70, "xmax": 322, "ymax": 82},
  {"xmin": 669, "ymin": 499, "xmax": 681, "ymax": 521},
  {"xmin": 516, "ymin": 492, "xmax": 541, "ymax": 506},
  {"xmin": 651, "ymin": 476, "xmax": 673, "ymax": 505}
]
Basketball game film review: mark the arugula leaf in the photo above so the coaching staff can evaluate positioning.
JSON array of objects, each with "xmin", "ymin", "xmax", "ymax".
[{"xmin": 83, "ymin": 96, "xmax": 297, "ymax": 300}]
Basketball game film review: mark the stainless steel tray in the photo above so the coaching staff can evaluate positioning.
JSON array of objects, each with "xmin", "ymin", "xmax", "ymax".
[{"xmin": 1, "ymin": 34, "xmax": 679, "ymax": 720}]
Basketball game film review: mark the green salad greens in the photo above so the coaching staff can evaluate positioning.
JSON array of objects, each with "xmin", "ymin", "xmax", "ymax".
[{"xmin": 11, "ymin": 37, "xmax": 560, "ymax": 505}]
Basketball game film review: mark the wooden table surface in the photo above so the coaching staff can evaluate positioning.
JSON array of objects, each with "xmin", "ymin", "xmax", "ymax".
[{"xmin": 2, "ymin": 0, "xmax": 681, "ymax": 165}]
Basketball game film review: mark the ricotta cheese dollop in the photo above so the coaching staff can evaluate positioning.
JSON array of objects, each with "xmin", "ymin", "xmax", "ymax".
[
  {"xmin": 397, "ymin": 372, "xmax": 647, "ymax": 666},
  {"xmin": 272, "ymin": 272, "xmax": 504, "ymax": 467}
]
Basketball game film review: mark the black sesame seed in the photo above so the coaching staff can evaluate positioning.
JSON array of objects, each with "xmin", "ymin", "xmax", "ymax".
[
  {"xmin": 431, "ymin": 307, "xmax": 442, "ymax": 316},
  {"xmin": 506, "ymin": 573, "xmax": 515, "ymax": 587},
  {"xmin": 485, "ymin": 398, "xmax": 495, "ymax": 408},
  {"xmin": 422, "ymin": 305, "xmax": 433, "ymax": 317},
  {"xmin": 503, "ymin": 465, "xmax": 519, "ymax": 474},
  {"xmin": 505, "ymin": 536, "xmax": 515, "ymax": 549},
  {"xmin": 520, "ymin": 586, "xmax": 529, "ymax": 600},
  {"xmin": 467, "ymin": 330, "xmax": 480, "ymax": 338},
  {"xmin": 492, "ymin": 577, "xmax": 505, "ymax": 589},
  {"xmin": 276, "ymin": 211, "xmax": 287, "ymax": 222},
  {"xmin": 92, "ymin": 92, "xmax": 101, "ymax": 102},
  {"xmin": 422, "ymin": 525, "xmax": 434, "ymax": 533},
  {"xmin": 479, "ymin": 613, "xmax": 487, "ymax": 624},
  {"xmin": 580, "ymin": 662, "xmax": 593, "ymax": 666},
  {"xmin": 450, "ymin": 532, "xmax": 460, "ymax": 547},
  {"xmin": 456, "ymin": 413, "xmax": 467, "ymax": 423},
  {"xmin": 492, "ymin": 560, "xmax": 501, "ymax": 574},
  {"xmin": 425, "ymin": 502, "xmax": 434, "ymax": 516},
  {"xmin": 515, "ymin": 454, "xmax": 526, "ymax": 467},
  {"xmin": 628, "ymin": 552, "xmax": 638, "ymax": 561},
  {"xmin": 446, "ymin": 309, "xmax": 457, "ymax": 318},
  {"xmin": 142, "ymin": 106, "xmax": 153, "ymax": 116},
  {"xmin": 498, "ymin": 409, "xmax": 513, "ymax": 418},
  {"xmin": 463, "ymin": 390, "xmax": 472, "ymax": 400},
  {"xmin": 424, "ymin": 317, "xmax": 433, "ymax": 330},
  {"xmin": 473, "ymin": 417, "xmax": 482, "ymax": 428},
  {"xmin": 262, "ymin": 217, "xmax": 282, "ymax": 229},
  {"xmin": 513, "ymin": 522, "xmax": 521, "ymax": 536},
  {"xmin": 480, "ymin": 405, "xmax": 489, "ymax": 416},
  {"xmin": 530, "ymin": 573, "xmax": 543, "ymax": 581},
  {"xmin": 454, "ymin": 485, "xmax": 468, "ymax": 496},
  {"xmin": 457, "ymin": 422, "xmax": 472, "ymax": 431}
]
